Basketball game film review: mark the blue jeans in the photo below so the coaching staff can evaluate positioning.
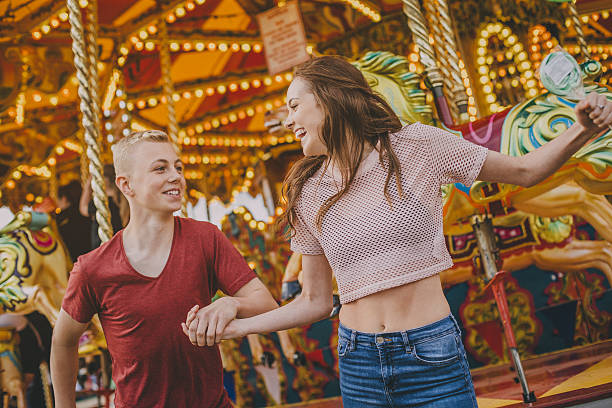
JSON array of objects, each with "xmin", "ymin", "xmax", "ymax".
[{"xmin": 338, "ymin": 314, "xmax": 478, "ymax": 407}]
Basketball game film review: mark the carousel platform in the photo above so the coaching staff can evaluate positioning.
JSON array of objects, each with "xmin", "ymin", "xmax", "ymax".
[{"xmin": 277, "ymin": 339, "xmax": 612, "ymax": 408}]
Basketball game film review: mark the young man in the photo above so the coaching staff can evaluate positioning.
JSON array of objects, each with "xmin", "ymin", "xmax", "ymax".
[{"xmin": 51, "ymin": 130, "xmax": 278, "ymax": 408}]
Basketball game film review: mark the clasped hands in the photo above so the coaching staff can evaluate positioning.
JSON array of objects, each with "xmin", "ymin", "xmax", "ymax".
[{"xmin": 180, "ymin": 297, "xmax": 246, "ymax": 347}]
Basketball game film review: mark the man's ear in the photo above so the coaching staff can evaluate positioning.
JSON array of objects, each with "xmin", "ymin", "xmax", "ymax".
[{"xmin": 116, "ymin": 175, "xmax": 134, "ymax": 197}]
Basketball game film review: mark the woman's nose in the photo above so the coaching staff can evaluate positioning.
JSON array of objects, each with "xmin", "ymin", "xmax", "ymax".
[{"xmin": 284, "ymin": 116, "xmax": 293, "ymax": 130}]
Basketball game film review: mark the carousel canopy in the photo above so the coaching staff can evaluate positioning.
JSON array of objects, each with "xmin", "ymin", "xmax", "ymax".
[{"xmin": 0, "ymin": 0, "xmax": 610, "ymax": 205}]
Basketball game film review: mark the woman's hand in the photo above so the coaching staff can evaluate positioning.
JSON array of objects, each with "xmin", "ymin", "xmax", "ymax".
[
  {"xmin": 575, "ymin": 92, "xmax": 612, "ymax": 134},
  {"xmin": 181, "ymin": 297, "xmax": 240, "ymax": 346}
]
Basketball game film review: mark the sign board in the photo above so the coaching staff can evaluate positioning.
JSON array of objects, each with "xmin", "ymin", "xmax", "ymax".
[{"xmin": 256, "ymin": 1, "xmax": 310, "ymax": 75}]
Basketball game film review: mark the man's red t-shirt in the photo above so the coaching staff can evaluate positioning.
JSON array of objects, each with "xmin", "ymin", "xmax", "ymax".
[{"xmin": 62, "ymin": 216, "xmax": 256, "ymax": 407}]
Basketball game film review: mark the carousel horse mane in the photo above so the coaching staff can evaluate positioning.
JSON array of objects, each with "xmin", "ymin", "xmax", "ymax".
[{"xmin": 353, "ymin": 51, "xmax": 435, "ymax": 126}]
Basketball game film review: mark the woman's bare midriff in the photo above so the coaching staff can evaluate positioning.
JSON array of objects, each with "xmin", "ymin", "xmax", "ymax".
[{"xmin": 339, "ymin": 274, "xmax": 451, "ymax": 333}]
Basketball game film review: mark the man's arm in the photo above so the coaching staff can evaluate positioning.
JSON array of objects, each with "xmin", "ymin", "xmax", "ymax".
[
  {"xmin": 183, "ymin": 254, "xmax": 333, "ymax": 346},
  {"xmin": 51, "ymin": 309, "xmax": 89, "ymax": 408},
  {"xmin": 183, "ymin": 277, "xmax": 278, "ymax": 346},
  {"xmin": 78, "ymin": 176, "xmax": 92, "ymax": 218}
]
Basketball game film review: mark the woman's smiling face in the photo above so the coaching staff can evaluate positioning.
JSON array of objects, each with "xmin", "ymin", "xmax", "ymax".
[{"xmin": 284, "ymin": 78, "xmax": 328, "ymax": 157}]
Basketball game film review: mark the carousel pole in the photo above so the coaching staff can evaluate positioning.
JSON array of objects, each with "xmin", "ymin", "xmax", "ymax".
[
  {"xmin": 423, "ymin": 0, "xmax": 457, "ymax": 120},
  {"xmin": 67, "ymin": 0, "xmax": 113, "ymax": 243},
  {"xmin": 84, "ymin": 0, "xmax": 102, "ymax": 137},
  {"xmin": 159, "ymin": 18, "xmax": 188, "ymax": 216},
  {"xmin": 434, "ymin": 0, "xmax": 469, "ymax": 121},
  {"xmin": 471, "ymin": 215, "xmax": 537, "ymax": 403},
  {"xmin": 401, "ymin": 0, "xmax": 454, "ymax": 127},
  {"xmin": 567, "ymin": 0, "xmax": 591, "ymax": 60}
]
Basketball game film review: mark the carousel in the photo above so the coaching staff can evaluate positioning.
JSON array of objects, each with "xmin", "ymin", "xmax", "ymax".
[{"xmin": 0, "ymin": 0, "xmax": 611, "ymax": 407}]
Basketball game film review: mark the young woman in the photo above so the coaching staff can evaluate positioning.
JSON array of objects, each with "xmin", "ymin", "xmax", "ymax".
[{"xmin": 185, "ymin": 56, "xmax": 612, "ymax": 407}]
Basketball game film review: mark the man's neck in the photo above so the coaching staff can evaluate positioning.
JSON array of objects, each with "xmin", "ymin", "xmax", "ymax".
[{"xmin": 122, "ymin": 211, "xmax": 175, "ymax": 253}]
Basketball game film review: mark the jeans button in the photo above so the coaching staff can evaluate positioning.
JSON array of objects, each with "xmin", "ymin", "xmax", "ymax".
[{"xmin": 376, "ymin": 336, "xmax": 384, "ymax": 344}]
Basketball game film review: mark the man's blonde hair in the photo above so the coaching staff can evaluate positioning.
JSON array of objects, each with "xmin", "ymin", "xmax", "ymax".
[{"xmin": 113, "ymin": 130, "xmax": 172, "ymax": 175}]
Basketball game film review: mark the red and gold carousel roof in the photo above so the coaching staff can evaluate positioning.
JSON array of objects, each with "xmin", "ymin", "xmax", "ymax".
[{"xmin": 0, "ymin": 0, "xmax": 610, "ymax": 204}]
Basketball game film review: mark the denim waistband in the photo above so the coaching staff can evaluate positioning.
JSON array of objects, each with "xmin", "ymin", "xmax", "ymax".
[{"xmin": 338, "ymin": 314, "xmax": 460, "ymax": 349}]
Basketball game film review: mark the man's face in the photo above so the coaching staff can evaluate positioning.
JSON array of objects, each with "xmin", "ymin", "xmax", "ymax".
[
  {"xmin": 57, "ymin": 195, "xmax": 71, "ymax": 211},
  {"xmin": 121, "ymin": 141, "xmax": 185, "ymax": 214}
]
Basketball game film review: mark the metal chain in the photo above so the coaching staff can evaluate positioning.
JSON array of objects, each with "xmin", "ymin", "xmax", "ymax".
[{"xmin": 159, "ymin": 18, "xmax": 188, "ymax": 216}]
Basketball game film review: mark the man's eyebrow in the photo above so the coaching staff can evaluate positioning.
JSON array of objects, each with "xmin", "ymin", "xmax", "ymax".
[
  {"xmin": 150, "ymin": 159, "xmax": 169, "ymax": 166},
  {"xmin": 174, "ymin": 159, "xmax": 183, "ymax": 165}
]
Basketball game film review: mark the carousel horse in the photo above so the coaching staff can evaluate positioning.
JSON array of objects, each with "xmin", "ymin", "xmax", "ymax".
[
  {"xmin": 0, "ymin": 210, "xmax": 108, "ymax": 399},
  {"xmin": 0, "ymin": 211, "xmax": 69, "ymax": 408},
  {"xmin": 354, "ymin": 52, "xmax": 612, "ymax": 239},
  {"xmin": 0, "ymin": 328, "xmax": 25, "ymax": 408},
  {"xmin": 0, "ymin": 211, "xmax": 70, "ymax": 325}
]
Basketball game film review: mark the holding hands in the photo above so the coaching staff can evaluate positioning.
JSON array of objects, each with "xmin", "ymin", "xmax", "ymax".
[
  {"xmin": 181, "ymin": 298, "xmax": 245, "ymax": 347},
  {"xmin": 575, "ymin": 92, "xmax": 612, "ymax": 134}
]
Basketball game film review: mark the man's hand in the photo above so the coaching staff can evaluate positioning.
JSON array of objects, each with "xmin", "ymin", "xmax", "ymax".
[{"xmin": 181, "ymin": 297, "xmax": 239, "ymax": 346}]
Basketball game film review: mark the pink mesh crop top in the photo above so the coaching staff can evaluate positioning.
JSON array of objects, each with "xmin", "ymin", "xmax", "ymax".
[{"xmin": 290, "ymin": 122, "xmax": 489, "ymax": 304}]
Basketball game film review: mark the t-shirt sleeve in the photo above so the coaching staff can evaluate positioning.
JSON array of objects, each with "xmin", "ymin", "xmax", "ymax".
[
  {"xmin": 420, "ymin": 123, "xmax": 489, "ymax": 186},
  {"xmin": 290, "ymin": 209, "xmax": 324, "ymax": 255},
  {"xmin": 211, "ymin": 226, "xmax": 257, "ymax": 296},
  {"xmin": 61, "ymin": 260, "xmax": 98, "ymax": 324}
]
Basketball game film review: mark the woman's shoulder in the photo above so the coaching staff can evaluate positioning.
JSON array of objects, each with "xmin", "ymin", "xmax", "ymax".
[{"xmin": 392, "ymin": 122, "xmax": 443, "ymax": 140}]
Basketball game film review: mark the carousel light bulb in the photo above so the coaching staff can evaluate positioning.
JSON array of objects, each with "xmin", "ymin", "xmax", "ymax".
[
  {"xmin": 105, "ymin": 122, "xmax": 112, "ymax": 130},
  {"xmin": 170, "ymin": 42, "xmax": 180, "ymax": 51},
  {"xmin": 123, "ymin": 128, "xmax": 130, "ymax": 136},
  {"xmin": 32, "ymin": 31, "xmax": 42, "ymax": 40},
  {"xmin": 196, "ymin": 0, "xmax": 206, "ymax": 4},
  {"xmin": 41, "ymin": 24, "xmax": 51, "ymax": 34},
  {"xmin": 253, "ymin": 43, "xmax": 263, "ymax": 53},
  {"xmin": 49, "ymin": 96, "xmax": 59, "ymax": 105},
  {"xmin": 206, "ymin": 87, "xmax": 215, "ymax": 96},
  {"xmin": 186, "ymin": 2, "xmax": 195, "ymax": 11},
  {"xmin": 166, "ymin": 13, "xmax": 176, "ymax": 23},
  {"xmin": 229, "ymin": 83, "xmax": 238, "ymax": 92},
  {"xmin": 51, "ymin": 18, "xmax": 60, "ymax": 28},
  {"xmin": 139, "ymin": 30, "xmax": 148, "ymax": 40},
  {"xmin": 252, "ymin": 79, "xmax": 261, "ymax": 88},
  {"xmin": 217, "ymin": 85, "xmax": 226, "ymax": 94},
  {"xmin": 145, "ymin": 42, "xmax": 155, "ymax": 51},
  {"xmin": 59, "ymin": 11, "xmax": 69, "ymax": 21},
  {"xmin": 218, "ymin": 43, "xmax": 228, "ymax": 52},
  {"xmin": 195, "ymin": 89, "xmax": 204, "ymax": 97},
  {"xmin": 195, "ymin": 42, "xmax": 205, "ymax": 51},
  {"xmin": 79, "ymin": 0, "xmax": 88, "ymax": 7},
  {"xmin": 263, "ymin": 77, "xmax": 272, "ymax": 86},
  {"xmin": 242, "ymin": 43, "xmax": 251, "ymax": 52}
]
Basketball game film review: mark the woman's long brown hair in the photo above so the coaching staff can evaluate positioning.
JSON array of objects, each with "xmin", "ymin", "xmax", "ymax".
[{"xmin": 278, "ymin": 56, "xmax": 405, "ymax": 236}]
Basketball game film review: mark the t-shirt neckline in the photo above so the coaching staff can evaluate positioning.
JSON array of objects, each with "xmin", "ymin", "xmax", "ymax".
[
  {"xmin": 118, "ymin": 216, "xmax": 179, "ymax": 280},
  {"xmin": 323, "ymin": 141, "xmax": 381, "ymax": 183}
]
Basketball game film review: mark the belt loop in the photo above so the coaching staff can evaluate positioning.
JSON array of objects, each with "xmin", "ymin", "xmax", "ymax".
[
  {"xmin": 401, "ymin": 331, "xmax": 411, "ymax": 353},
  {"xmin": 449, "ymin": 313, "xmax": 462, "ymax": 334},
  {"xmin": 350, "ymin": 329, "xmax": 357, "ymax": 351}
]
